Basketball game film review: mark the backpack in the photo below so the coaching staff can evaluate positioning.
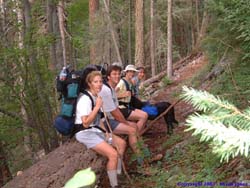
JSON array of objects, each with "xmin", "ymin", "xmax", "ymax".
[{"xmin": 54, "ymin": 64, "xmax": 107, "ymax": 136}]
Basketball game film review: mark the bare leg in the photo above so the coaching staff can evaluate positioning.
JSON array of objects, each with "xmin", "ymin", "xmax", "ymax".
[
  {"xmin": 92, "ymin": 141, "xmax": 118, "ymax": 170},
  {"xmin": 113, "ymin": 122, "xmax": 140, "ymax": 154},
  {"xmin": 92, "ymin": 141, "xmax": 119, "ymax": 187},
  {"xmin": 128, "ymin": 109, "xmax": 148, "ymax": 134}
]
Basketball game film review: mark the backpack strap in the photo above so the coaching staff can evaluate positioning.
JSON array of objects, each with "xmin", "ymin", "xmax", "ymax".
[
  {"xmin": 81, "ymin": 90, "xmax": 94, "ymax": 110},
  {"xmin": 121, "ymin": 78, "xmax": 131, "ymax": 91},
  {"xmin": 103, "ymin": 82, "xmax": 113, "ymax": 94}
]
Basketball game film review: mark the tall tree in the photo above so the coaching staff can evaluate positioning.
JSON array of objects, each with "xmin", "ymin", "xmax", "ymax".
[
  {"xmin": 102, "ymin": 0, "xmax": 122, "ymax": 64},
  {"xmin": 89, "ymin": 0, "xmax": 99, "ymax": 64},
  {"xmin": 47, "ymin": 0, "xmax": 58, "ymax": 70},
  {"xmin": 195, "ymin": 0, "xmax": 209, "ymax": 49},
  {"xmin": 150, "ymin": 0, "xmax": 156, "ymax": 76},
  {"xmin": 57, "ymin": 0, "xmax": 66, "ymax": 67},
  {"xmin": 128, "ymin": 0, "xmax": 132, "ymax": 65},
  {"xmin": 0, "ymin": 0, "xmax": 5, "ymax": 32},
  {"xmin": 135, "ymin": 0, "xmax": 144, "ymax": 67},
  {"xmin": 15, "ymin": 0, "xmax": 34, "ymax": 161},
  {"xmin": 167, "ymin": 0, "xmax": 173, "ymax": 79},
  {"xmin": 195, "ymin": 0, "xmax": 200, "ymax": 37}
]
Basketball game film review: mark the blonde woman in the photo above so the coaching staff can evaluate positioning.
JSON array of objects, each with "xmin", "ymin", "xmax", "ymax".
[{"xmin": 75, "ymin": 71, "xmax": 126, "ymax": 188}]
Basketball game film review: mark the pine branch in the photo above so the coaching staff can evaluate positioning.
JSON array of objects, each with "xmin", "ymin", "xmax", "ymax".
[
  {"xmin": 0, "ymin": 107, "xmax": 20, "ymax": 120},
  {"xmin": 181, "ymin": 86, "xmax": 250, "ymax": 130},
  {"xmin": 186, "ymin": 114, "xmax": 250, "ymax": 162},
  {"xmin": 181, "ymin": 86, "xmax": 250, "ymax": 162}
]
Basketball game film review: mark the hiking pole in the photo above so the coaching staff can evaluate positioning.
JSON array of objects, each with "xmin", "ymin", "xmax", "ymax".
[
  {"xmin": 101, "ymin": 108, "xmax": 132, "ymax": 183},
  {"xmin": 141, "ymin": 99, "xmax": 181, "ymax": 135}
]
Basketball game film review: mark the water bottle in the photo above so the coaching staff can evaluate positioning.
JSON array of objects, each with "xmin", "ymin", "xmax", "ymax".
[
  {"xmin": 107, "ymin": 135, "xmax": 112, "ymax": 145},
  {"xmin": 59, "ymin": 67, "xmax": 67, "ymax": 81}
]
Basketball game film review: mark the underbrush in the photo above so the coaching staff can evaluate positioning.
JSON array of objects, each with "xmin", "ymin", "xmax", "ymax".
[{"xmin": 123, "ymin": 134, "xmax": 233, "ymax": 188}]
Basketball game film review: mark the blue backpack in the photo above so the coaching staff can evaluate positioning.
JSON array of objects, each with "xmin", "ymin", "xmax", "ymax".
[{"xmin": 141, "ymin": 105, "xmax": 158, "ymax": 117}]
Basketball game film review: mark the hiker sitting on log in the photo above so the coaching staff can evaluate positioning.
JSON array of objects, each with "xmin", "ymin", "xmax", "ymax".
[
  {"xmin": 75, "ymin": 71, "xmax": 126, "ymax": 188},
  {"xmin": 116, "ymin": 65, "xmax": 148, "ymax": 135},
  {"xmin": 124, "ymin": 66, "xmax": 178, "ymax": 135}
]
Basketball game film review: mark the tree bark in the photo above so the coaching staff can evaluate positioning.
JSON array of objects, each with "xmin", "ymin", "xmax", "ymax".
[
  {"xmin": 0, "ymin": 0, "xmax": 6, "ymax": 35},
  {"xmin": 102, "ymin": 0, "xmax": 122, "ymax": 64},
  {"xmin": 15, "ymin": 0, "xmax": 34, "ymax": 161},
  {"xmin": 150, "ymin": 0, "xmax": 156, "ymax": 76},
  {"xmin": 128, "ymin": 0, "xmax": 132, "ymax": 65},
  {"xmin": 0, "ymin": 142, "xmax": 12, "ymax": 186},
  {"xmin": 46, "ymin": 0, "xmax": 57, "ymax": 70},
  {"xmin": 89, "ymin": 0, "xmax": 99, "ymax": 64},
  {"xmin": 135, "ymin": 0, "xmax": 144, "ymax": 67},
  {"xmin": 167, "ymin": 0, "xmax": 173, "ymax": 79},
  {"xmin": 195, "ymin": 0, "xmax": 200, "ymax": 38},
  {"xmin": 3, "ymin": 141, "xmax": 106, "ymax": 188},
  {"xmin": 195, "ymin": 0, "xmax": 210, "ymax": 49},
  {"xmin": 57, "ymin": 0, "xmax": 66, "ymax": 67}
]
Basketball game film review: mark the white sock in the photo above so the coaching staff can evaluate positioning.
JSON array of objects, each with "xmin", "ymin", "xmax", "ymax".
[
  {"xmin": 117, "ymin": 158, "xmax": 122, "ymax": 174},
  {"xmin": 107, "ymin": 170, "xmax": 118, "ymax": 187}
]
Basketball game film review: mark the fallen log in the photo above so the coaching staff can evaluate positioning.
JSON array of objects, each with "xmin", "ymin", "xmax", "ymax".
[
  {"xmin": 3, "ymin": 140, "xmax": 106, "ymax": 188},
  {"xmin": 142, "ymin": 52, "xmax": 202, "ymax": 87}
]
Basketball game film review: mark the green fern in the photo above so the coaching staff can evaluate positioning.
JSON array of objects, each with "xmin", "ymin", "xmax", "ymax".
[{"xmin": 181, "ymin": 86, "xmax": 250, "ymax": 162}]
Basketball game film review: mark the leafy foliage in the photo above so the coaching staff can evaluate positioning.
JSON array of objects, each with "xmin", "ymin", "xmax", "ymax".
[{"xmin": 181, "ymin": 86, "xmax": 250, "ymax": 162}]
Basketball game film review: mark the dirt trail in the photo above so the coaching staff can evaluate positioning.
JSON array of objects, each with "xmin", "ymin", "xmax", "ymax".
[{"xmin": 152, "ymin": 53, "xmax": 208, "ymax": 127}]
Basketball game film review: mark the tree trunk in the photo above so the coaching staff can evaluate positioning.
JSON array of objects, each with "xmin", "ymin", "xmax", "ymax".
[
  {"xmin": 195, "ymin": 0, "xmax": 200, "ymax": 38},
  {"xmin": 105, "ymin": 0, "xmax": 111, "ymax": 64},
  {"xmin": 57, "ymin": 0, "xmax": 66, "ymax": 67},
  {"xmin": 89, "ymin": 0, "xmax": 99, "ymax": 64},
  {"xmin": 0, "ymin": 142, "xmax": 12, "ymax": 186},
  {"xmin": 0, "ymin": 0, "xmax": 6, "ymax": 35},
  {"xmin": 128, "ymin": 0, "xmax": 132, "ymax": 65},
  {"xmin": 102, "ymin": 0, "xmax": 122, "ymax": 64},
  {"xmin": 135, "ymin": 0, "xmax": 144, "ymax": 67},
  {"xmin": 16, "ymin": 0, "xmax": 33, "ymax": 161},
  {"xmin": 46, "ymin": 0, "xmax": 57, "ymax": 70},
  {"xmin": 167, "ymin": 0, "xmax": 173, "ymax": 79},
  {"xmin": 195, "ymin": 0, "xmax": 209, "ymax": 49},
  {"xmin": 150, "ymin": 0, "xmax": 156, "ymax": 76}
]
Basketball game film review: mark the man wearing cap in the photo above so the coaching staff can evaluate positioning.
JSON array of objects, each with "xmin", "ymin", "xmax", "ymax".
[{"xmin": 116, "ymin": 64, "xmax": 148, "ymax": 135}]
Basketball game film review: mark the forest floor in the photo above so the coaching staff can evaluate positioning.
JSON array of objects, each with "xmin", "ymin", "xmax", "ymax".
[{"xmin": 100, "ymin": 53, "xmax": 250, "ymax": 187}]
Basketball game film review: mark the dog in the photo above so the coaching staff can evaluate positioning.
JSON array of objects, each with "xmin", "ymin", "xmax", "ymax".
[
  {"xmin": 131, "ymin": 97, "xmax": 178, "ymax": 135},
  {"xmin": 153, "ymin": 102, "xmax": 178, "ymax": 135}
]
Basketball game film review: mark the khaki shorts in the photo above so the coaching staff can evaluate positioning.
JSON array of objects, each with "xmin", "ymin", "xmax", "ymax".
[{"xmin": 75, "ymin": 127, "xmax": 105, "ymax": 149}]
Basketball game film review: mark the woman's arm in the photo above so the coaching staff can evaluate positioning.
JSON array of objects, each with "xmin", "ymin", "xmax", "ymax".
[{"xmin": 81, "ymin": 96, "xmax": 103, "ymax": 128}]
